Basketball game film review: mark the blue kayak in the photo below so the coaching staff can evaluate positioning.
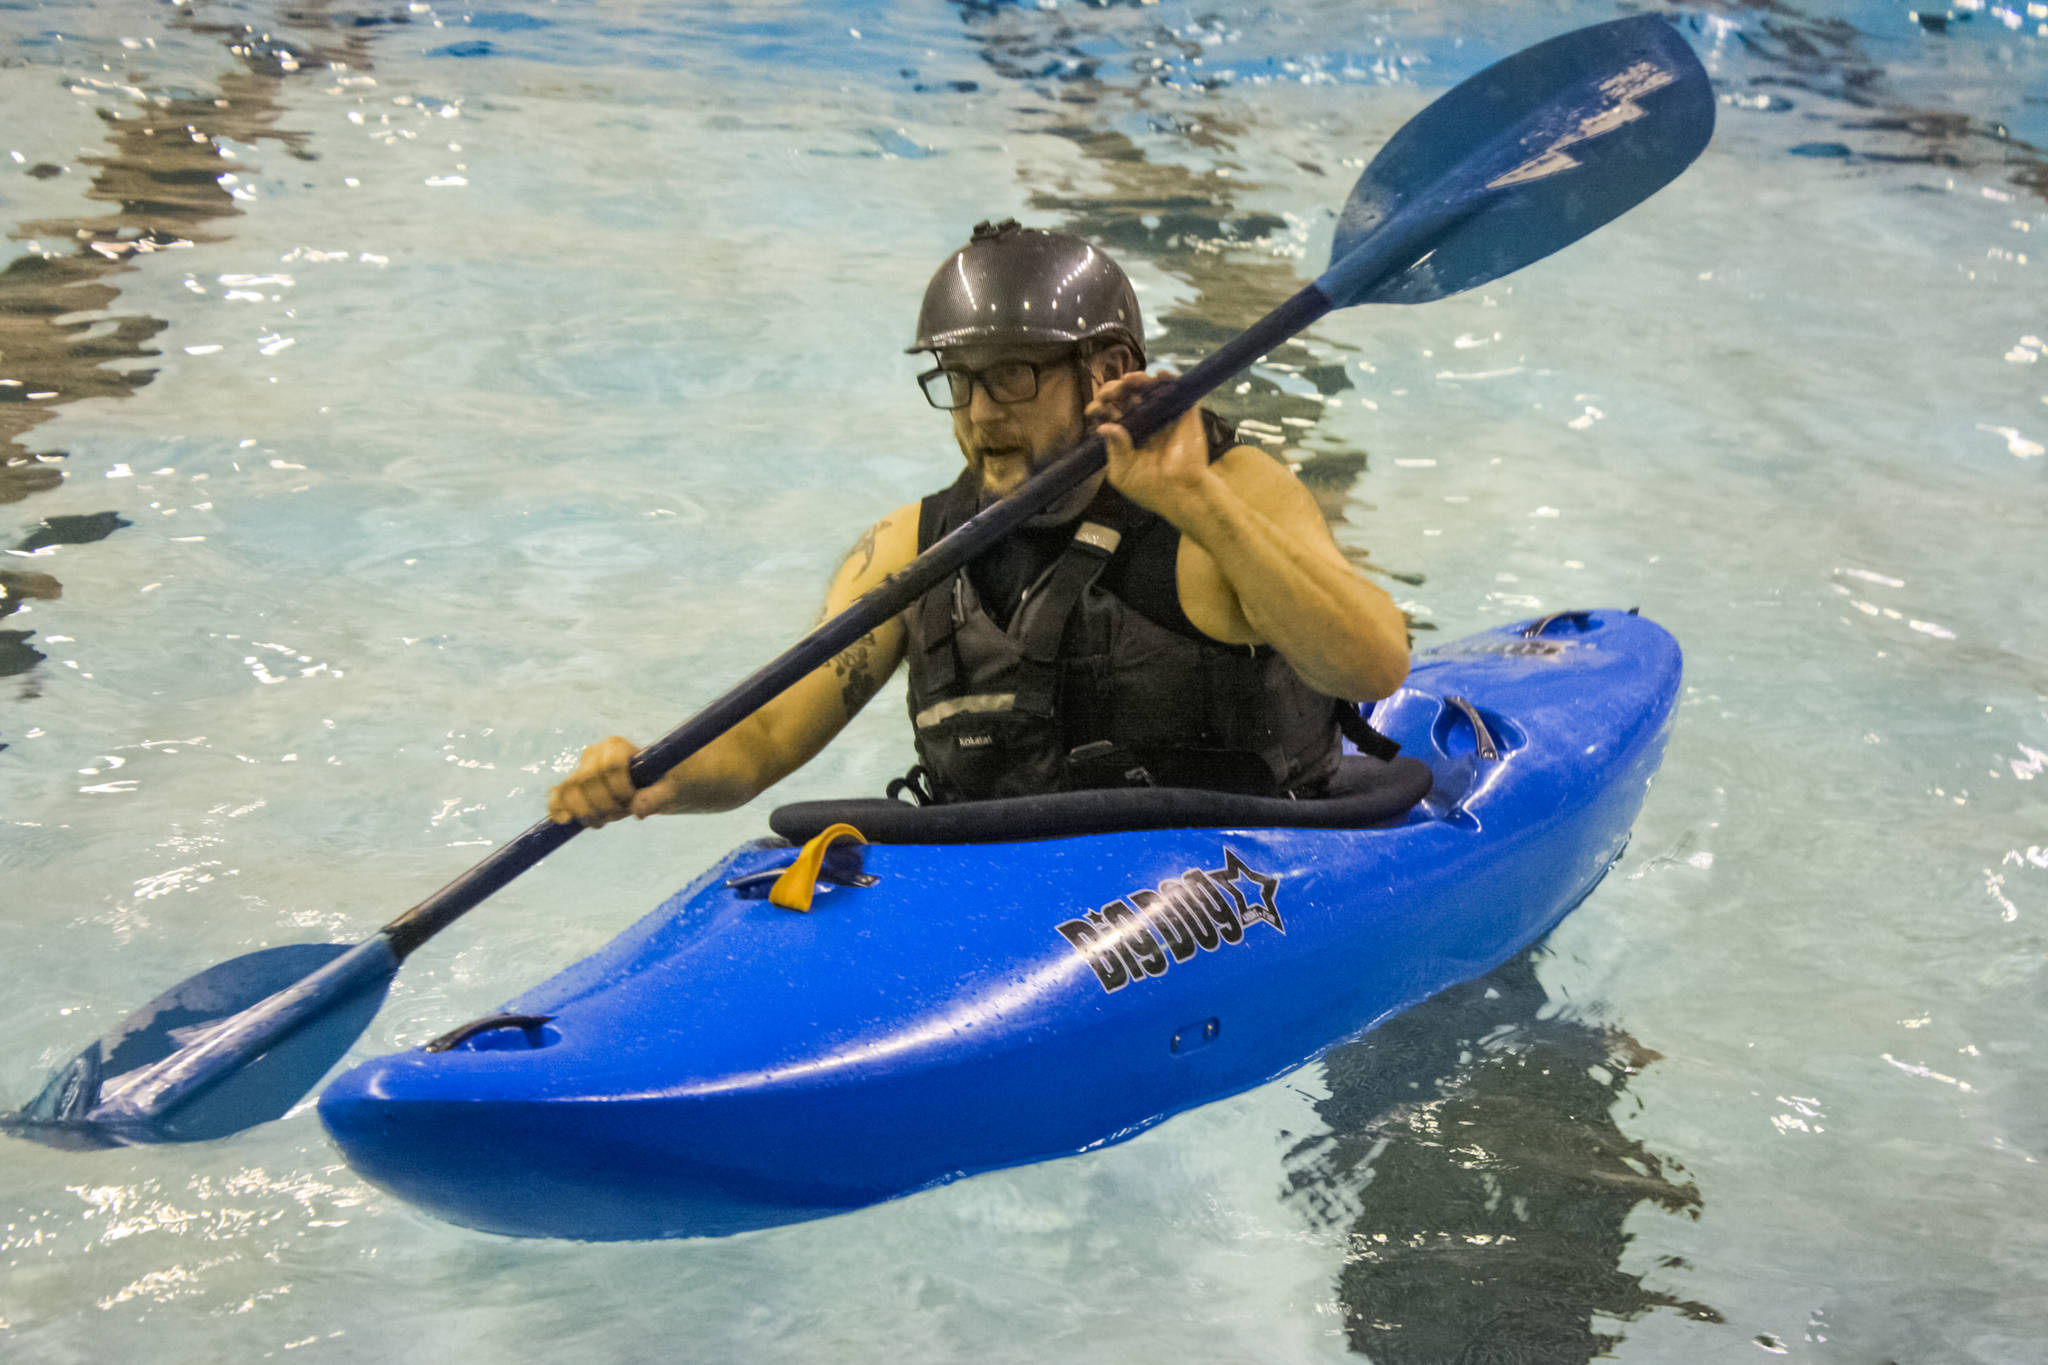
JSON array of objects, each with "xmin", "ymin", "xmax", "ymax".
[{"xmin": 318, "ymin": 608, "xmax": 1680, "ymax": 1240}]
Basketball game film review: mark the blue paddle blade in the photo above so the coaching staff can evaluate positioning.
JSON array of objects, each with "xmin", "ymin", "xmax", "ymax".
[
  {"xmin": 135, "ymin": 967, "xmax": 394, "ymax": 1142},
  {"xmin": 11, "ymin": 943, "xmax": 392, "ymax": 1146},
  {"xmin": 1320, "ymin": 15, "xmax": 1714, "ymax": 307}
]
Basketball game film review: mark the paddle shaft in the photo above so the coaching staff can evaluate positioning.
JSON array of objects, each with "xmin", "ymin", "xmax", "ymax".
[
  {"xmin": 80, "ymin": 304, "xmax": 1341, "ymax": 1133},
  {"xmin": 374, "ymin": 282, "xmax": 1427, "ymax": 958},
  {"xmin": 376, "ymin": 189, "xmax": 1490, "ymax": 961}
]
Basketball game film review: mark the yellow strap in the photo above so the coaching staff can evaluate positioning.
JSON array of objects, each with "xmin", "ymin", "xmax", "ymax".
[{"xmin": 767, "ymin": 822, "xmax": 868, "ymax": 912}]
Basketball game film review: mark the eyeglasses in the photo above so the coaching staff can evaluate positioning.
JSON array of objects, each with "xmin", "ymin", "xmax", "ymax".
[{"xmin": 916, "ymin": 358, "xmax": 1060, "ymax": 411}]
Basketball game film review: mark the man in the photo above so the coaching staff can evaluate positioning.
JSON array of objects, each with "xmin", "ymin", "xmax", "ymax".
[{"xmin": 548, "ymin": 220, "xmax": 1409, "ymax": 827}]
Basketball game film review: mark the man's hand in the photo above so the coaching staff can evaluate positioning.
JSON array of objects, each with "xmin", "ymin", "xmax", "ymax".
[
  {"xmin": 1087, "ymin": 369, "xmax": 1216, "ymax": 520},
  {"xmin": 547, "ymin": 736, "xmax": 681, "ymax": 826},
  {"xmin": 1088, "ymin": 368, "xmax": 1410, "ymax": 703},
  {"xmin": 542, "ymin": 503, "xmax": 921, "ymax": 829}
]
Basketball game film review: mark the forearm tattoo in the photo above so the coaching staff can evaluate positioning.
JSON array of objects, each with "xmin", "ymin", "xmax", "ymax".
[{"xmin": 834, "ymin": 633, "xmax": 882, "ymax": 716}]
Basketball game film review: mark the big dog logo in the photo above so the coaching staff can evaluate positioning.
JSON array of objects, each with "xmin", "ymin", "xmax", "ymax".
[{"xmin": 1054, "ymin": 848, "xmax": 1283, "ymax": 995}]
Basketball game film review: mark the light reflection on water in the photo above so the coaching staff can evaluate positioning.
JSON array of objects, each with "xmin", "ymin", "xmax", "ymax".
[{"xmin": 1, "ymin": 0, "xmax": 2044, "ymax": 1361}]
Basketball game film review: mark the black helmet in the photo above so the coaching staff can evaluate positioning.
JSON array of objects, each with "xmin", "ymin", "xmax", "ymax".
[{"xmin": 907, "ymin": 219, "xmax": 1145, "ymax": 365}]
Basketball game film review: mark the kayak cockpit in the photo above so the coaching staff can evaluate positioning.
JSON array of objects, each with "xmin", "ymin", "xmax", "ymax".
[{"xmin": 768, "ymin": 752, "xmax": 1436, "ymax": 846}]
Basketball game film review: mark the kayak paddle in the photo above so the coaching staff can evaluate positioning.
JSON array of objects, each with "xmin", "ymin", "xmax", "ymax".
[{"xmin": 8, "ymin": 14, "xmax": 1712, "ymax": 1148}]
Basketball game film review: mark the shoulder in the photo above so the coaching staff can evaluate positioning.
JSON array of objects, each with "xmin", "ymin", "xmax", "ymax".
[{"xmin": 871, "ymin": 499, "xmax": 922, "ymax": 549}]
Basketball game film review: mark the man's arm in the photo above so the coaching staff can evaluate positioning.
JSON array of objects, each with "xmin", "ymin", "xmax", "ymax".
[
  {"xmin": 547, "ymin": 504, "xmax": 920, "ymax": 826},
  {"xmin": 1090, "ymin": 371, "xmax": 1409, "ymax": 702}
]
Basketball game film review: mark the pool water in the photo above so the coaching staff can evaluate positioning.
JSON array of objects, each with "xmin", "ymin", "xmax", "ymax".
[{"xmin": 2, "ymin": 0, "xmax": 2043, "ymax": 1360}]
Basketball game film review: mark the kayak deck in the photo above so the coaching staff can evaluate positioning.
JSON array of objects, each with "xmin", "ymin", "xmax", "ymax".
[{"xmin": 318, "ymin": 609, "xmax": 1681, "ymax": 1240}]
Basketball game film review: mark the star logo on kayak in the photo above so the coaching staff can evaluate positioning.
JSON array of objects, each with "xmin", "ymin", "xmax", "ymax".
[
  {"xmin": 1053, "ymin": 846, "xmax": 1286, "ymax": 995},
  {"xmin": 1209, "ymin": 848, "xmax": 1283, "ymax": 934}
]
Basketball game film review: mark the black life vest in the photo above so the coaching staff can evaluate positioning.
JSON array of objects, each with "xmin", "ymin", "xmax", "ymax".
[{"xmin": 902, "ymin": 414, "xmax": 1379, "ymax": 804}]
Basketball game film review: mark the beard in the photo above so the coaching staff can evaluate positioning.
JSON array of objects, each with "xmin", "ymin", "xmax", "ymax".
[{"xmin": 963, "ymin": 387, "xmax": 1093, "ymax": 524}]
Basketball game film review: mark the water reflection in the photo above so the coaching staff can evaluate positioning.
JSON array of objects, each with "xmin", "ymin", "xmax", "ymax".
[
  {"xmin": 1708, "ymin": 1, "xmax": 2046, "ymax": 199},
  {"xmin": 0, "ymin": 514, "xmax": 132, "ymax": 695},
  {"xmin": 0, "ymin": 4, "xmax": 375, "ymax": 696},
  {"xmin": 1283, "ymin": 951, "xmax": 1722, "ymax": 1361}
]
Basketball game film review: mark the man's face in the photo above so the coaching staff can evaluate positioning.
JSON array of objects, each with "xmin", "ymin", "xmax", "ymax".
[{"xmin": 939, "ymin": 343, "xmax": 1087, "ymax": 500}]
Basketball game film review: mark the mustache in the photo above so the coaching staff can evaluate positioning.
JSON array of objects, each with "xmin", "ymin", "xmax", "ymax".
[
  {"xmin": 967, "ymin": 432, "xmax": 1030, "ymax": 459},
  {"xmin": 970, "ymin": 426, "xmax": 1094, "ymax": 464}
]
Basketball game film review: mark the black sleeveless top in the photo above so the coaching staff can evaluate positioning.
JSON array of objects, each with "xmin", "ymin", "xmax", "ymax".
[
  {"xmin": 900, "ymin": 411, "xmax": 1356, "ymax": 803},
  {"xmin": 948, "ymin": 409, "xmax": 1235, "ymax": 639}
]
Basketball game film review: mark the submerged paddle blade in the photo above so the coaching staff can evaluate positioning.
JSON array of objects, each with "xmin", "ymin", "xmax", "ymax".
[
  {"xmin": 129, "ymin": 967, "xmax": 395, "ymax": 1142},
  {"xmin": 13, "ymin": 1045, "xmax": 109, "ymax": 1147},
  {"xmin": 9, "ymin": 941, "xmax": 395, "ymax": 1147},
  {"xmin": 1320, "ymin": 15, "xmax": 1713, "ymax": 307}
]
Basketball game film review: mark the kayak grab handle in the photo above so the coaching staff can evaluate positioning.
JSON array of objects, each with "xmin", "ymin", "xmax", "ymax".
[
  {"xmin": 725, "ymin": 863, "xmax": 879, "ymax": 899},
  {"xmin": 1521, "ymin": 610, "xmax": 1596, "ymax": 638},
  {"xmin": 1519, "ymin": 606, "xmax": 1639, "ymax": 638},
  {"xmin": 1425, "ymin": 703, "xmax": 1507, "ymax": 834},
  {"xmin": 421, "ymin": 1014, "xmax": 556, "ymax": 1053},
  {"xmin": 1442, "ymin": 696, "xmax": 1501, "ymax": 762}
]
